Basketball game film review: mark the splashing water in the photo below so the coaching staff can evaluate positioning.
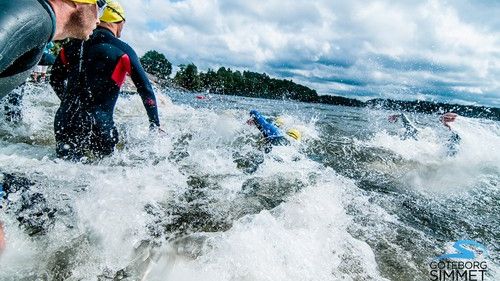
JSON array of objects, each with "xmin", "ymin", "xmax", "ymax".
[{"xmin": 0, "ymin": 85, "xmax": 498, "ymax": 280}]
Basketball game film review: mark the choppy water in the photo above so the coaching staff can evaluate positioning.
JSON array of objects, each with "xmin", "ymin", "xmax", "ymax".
[{"xmin": 0, "ymin": 84, "xmax": 498, "ymax": 280}]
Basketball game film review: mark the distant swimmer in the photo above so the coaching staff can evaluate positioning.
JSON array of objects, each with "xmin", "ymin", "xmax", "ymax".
[
  {"xmin": 441, "ymin": 112, "xmax": 458, "ymax": 129},
  {"xmin": 388, "ymin": 113, "xmax": 419, "ymax": 140},
  {"xmin": 440, "ymin": 112, "xmax": 461, "ymax": 156},
  {"xmin": 389, "ymin": 112, "xmax": 461, "ymax": 156},
  {"xmin": 233, "ymin": 110, "xmax": 301, "ymax": 173},
  {"xmin": 0, "ymin": 0, "xmax": 105, "ymax": 100},
  {"xmin": 50, "ymin": 1, "xmax": 163, "ymax": 160},
  {"xmin": 32, "ymin": 42, "xmax": 56, "ymax": 83},
  {"xmin": 248, "ymin": 110, "xmax": 301, "ymax": 153},
  {"xmin": 3, "ymin": 43, "xmax": 58, "ymax": 123},
  {"xmin": 195, "ymin": 94, "xmax": 214, "ymax": 101}
]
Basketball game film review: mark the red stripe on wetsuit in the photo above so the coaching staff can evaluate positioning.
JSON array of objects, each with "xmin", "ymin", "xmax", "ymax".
[
  {"xmin": 111, "ymin": 54, "xmax": 131, "ymax": 87},
  {"xmin": 60, "ymin": 48, "xmax": 69, "ymax": 66}
]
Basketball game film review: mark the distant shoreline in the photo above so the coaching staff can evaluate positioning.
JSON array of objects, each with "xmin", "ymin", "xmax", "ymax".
[
  {"xmin": 311, "ymin": 95, "xmax": 500, "ymax": 121},
  {"xmin": 137, "ymin": 51, "xmax": 500, "ymax": 121},
  {"xmin": 159, "ymin": 79, "xmax": 500, "ymax": 121}
]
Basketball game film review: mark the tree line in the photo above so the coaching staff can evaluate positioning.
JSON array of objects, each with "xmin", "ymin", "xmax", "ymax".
[{"xmin": 139, "ymin": 50, "xmax": 318, "ymax": 102}]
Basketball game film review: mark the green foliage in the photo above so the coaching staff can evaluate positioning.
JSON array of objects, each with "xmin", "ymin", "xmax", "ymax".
[
  {"xmin": 175, "ymin": 64, "xmax": 319, "ymax": 102},
  {"xmin": 174, "ymin": 63, "xmax": 202, "ymax": 91},
  {"xmin": 140, "ymin": 50, "xmax": 172, "ymax": 79},
  {"xmin": 142, "ymin": 50, "xmax": 319, "ymax": 102}
]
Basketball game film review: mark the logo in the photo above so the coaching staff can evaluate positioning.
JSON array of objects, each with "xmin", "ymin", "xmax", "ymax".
[{"xmin": 430, "ymin": 240, "xmax": 489, "ymax": 281}]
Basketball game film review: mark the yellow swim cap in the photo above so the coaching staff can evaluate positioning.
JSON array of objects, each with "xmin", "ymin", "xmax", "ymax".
[
  {"xmin": 100, "ymin": 0, "xmax": 126, "ymax": 23},
  {"xmin": 286, "ymin": 129, "xmax": 301, "ymax": 141},
  {"xmin": 71, "ymin": 0, "xmax": 99, "ymax": 4},
  {"xmin": 273, "ymin": 117, "xmax": 285, "ymax": 128},
  {"xmin": 71, "ymin": 0, "xmax": 108, "ymax": 8}
]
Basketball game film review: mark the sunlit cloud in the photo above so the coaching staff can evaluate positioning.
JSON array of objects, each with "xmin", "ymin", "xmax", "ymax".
[{"xmin": 119, "ymin": 0, "xmax": 500, "ymax": 106}]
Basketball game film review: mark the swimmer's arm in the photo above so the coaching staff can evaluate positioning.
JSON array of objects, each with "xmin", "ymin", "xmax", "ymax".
[
  {"xmin": 251, "ymin": 112, "xmax": 276, "ymax": 138},
  {"xmin": 128, "ymin": 48, "xmax": 160, "ymax": 128},
  {"xmin": 400, "ymin": 114, "xmax": 418, "ymax": 136}
]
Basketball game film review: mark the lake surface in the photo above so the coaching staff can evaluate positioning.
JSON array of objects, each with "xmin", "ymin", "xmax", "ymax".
[{"xmin": 0, "ymin": 84, "xmax": 498, "ymax": 280}]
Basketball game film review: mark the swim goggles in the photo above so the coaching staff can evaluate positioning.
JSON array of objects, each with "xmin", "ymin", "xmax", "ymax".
[{"xmin": 97, "ymin": 0, "xmax": 108, "ymax": 18}]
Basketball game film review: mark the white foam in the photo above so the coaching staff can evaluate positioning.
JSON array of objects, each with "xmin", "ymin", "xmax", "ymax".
[
  {"xmin": 367, "ymin": 115, "xmax": 500, "ymax": 192},
  {"xmin": 147, "ymin": 173, "xmax": 387, "ymax": 281}
]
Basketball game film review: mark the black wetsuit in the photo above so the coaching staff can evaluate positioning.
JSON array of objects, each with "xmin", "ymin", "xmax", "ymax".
[
  {"xmin": 0, "ymin": 0, "xmax": 55, "ymax": 99},
  {"xmin": 400, "ymin": 113, "xmax": 418, "ymax": 140},
  {"xmin": 50, "ymin": 27, "xmax": 161, "ymax": 160},
  {"xmin": 447, "ymin": 131, "xmax": 461, "ymax": 157}
]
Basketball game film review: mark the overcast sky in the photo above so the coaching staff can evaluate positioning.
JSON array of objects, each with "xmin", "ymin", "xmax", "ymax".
[{"xmin": 120, "ymin": 0, "xmax": 500, "ymax": 106}]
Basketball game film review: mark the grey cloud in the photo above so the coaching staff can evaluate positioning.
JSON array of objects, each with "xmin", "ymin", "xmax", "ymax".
[
  {"xmin": 272, "ymin": 69, "xmax": 297, "ymax": 79},
  {"xmin": 306, "ymin": 75, "xmax": 368, "ymax": 87},
  {"xmin": 375, "ymin": 55, "xmax": 462, "ymax": 73},
  {"xmin": 428, "ymin": 79, "xmax": 481, "ymax": 88},
  {"xmin": 315, "ymin": 57, "xmax": 356, "ymax": 69},
  {"xmin": 121, "ymin": 0, "xmax": 500, "ymax": 106}
]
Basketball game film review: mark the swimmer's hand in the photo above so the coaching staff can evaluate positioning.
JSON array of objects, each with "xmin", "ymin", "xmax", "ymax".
[{"xmin": 149, "ymin": 124, "xmax": 166, "ymax": 135}]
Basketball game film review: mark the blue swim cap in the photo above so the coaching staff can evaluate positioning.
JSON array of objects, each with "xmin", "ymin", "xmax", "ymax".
[{"xmin": 0, "ymin": 183, "xmax": 4, "ymax": 199}]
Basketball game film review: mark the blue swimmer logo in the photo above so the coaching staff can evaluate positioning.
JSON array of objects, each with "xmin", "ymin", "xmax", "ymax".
[
  {"xmin": 429, "ymin": 240, "xmax": 489, "ymax": 281},
  {"xmin": 437, "ymin": 240, "xmax": 488, "ymax": 260}
]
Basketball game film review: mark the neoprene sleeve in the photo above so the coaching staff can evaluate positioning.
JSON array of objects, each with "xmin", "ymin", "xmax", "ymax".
[{"xmin": 0, "ymin": 0, "xmax": 55, "ymax": 98}]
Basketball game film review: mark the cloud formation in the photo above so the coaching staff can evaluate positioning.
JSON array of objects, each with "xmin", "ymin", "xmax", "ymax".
[{"xmin": 121, "ymin": 0, "xmax": 500, "ymax": 106}]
